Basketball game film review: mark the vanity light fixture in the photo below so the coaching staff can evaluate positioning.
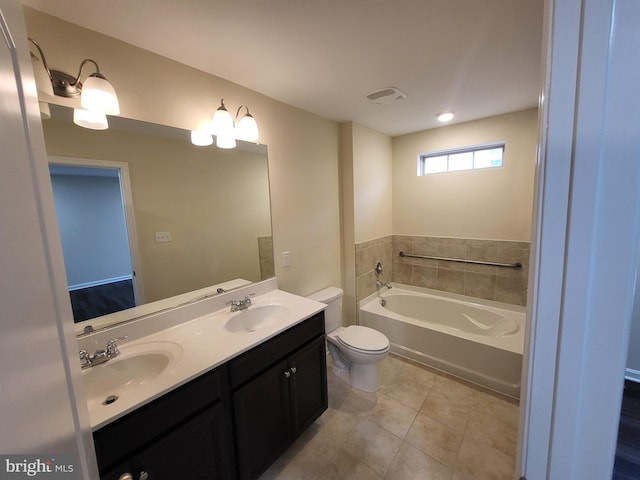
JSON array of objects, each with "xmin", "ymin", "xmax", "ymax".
[
  {"xmin": 203, "ymin": 99, "xmax": 260, "ymax": 149},
  {"xmin": 28, "ymin": 38, "xmax": 120, "ymax": 130},
  {"xmin": 437, "ymin": 111, "xmax": 455, "ymax": 122},
  {"xmin": 234, "ymin": 105, "xmax": 259, "ymax": 142}
]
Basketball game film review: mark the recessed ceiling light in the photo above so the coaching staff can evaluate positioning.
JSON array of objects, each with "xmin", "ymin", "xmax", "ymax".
[{"xmin": 437, "ymin": 111, "xmax": 454, "ymax": 122}]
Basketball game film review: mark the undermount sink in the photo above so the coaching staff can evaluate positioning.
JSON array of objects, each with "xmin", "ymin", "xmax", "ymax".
[
  {"xmin": 82, "ymin": 341, "xmax": 182, "ymax": 409},
  {"xmin": 224, "ymin": 305, "xmax": 290, "ymax": 333}
]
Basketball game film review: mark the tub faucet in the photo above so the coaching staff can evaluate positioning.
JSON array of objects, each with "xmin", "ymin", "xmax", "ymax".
[
  {"xmin": 79, "ymin": 336, "xmax": 128, "ymax": 369},
  {"xmin": 376, "ymin": 279, "xmax": 392, "ymax": 290}
]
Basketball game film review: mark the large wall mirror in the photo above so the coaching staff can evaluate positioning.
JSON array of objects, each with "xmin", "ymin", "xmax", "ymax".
[{"xmin": 42, "ymin": 105, "xmax": 274, "ymax": 335}]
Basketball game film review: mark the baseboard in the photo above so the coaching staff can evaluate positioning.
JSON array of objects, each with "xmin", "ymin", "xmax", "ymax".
[{"xmin": 625, "ymin": 369, "xmax": 640, "ymax": 383}]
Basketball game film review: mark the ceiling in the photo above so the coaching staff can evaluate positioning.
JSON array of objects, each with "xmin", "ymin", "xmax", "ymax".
[{"xmin": 22, "ymin": 0, "xmax": 544, "ymax": 137}]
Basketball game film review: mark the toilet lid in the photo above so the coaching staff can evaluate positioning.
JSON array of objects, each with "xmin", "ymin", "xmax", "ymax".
[{"xmin": 336, "ymin": 325, "xmax": 389, "ymax": 352}]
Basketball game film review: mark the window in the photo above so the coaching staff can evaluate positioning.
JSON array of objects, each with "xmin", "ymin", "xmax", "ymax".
[{"xmin": 418, "ymin": 143, "xmax": 504, "ymax": 175}]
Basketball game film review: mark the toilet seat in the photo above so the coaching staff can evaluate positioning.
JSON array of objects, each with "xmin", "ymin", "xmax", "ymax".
[{"xmin": 336, "ymin": 325, "xmax": 389, "ymax": 354}]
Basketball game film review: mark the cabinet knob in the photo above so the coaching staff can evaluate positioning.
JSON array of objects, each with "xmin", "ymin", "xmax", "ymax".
[
  {"xmin": 139, "ymin": 471, "xmax": 149, "ymax": 480},
  {"xmin": 284, "ymin": 370, "xmax": 291, "ymax": 378},
  {"xmin": 290, "ymin": 367, "xmax": 297, "ymax": 374},
  {"xmin": 118, "ymin": 474, "xmax": 133, "ymax": 480}
]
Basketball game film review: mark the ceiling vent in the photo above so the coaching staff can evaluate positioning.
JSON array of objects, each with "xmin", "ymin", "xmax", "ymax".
[{"xmin": 366, "ymin": 86, "xmax": 407, "ymax": 105}]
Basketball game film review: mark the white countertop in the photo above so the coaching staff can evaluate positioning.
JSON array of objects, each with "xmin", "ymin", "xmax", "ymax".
[{"xmin": 80, "ymin": 283, "xmax": 326, "ymax": 430}]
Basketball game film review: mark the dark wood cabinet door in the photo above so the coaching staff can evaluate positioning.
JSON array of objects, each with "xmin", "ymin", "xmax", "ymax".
[
  {"xmin": 100, "ymin": 461, "xmax": 134, "ymax": 480},
  {"xmin": 130, "ymin": 403, "xmax": 230, "ymax": 480},
  {"xmin": 288, "ymin": 336, "xmax": 328, "ymax": 439},
  {"xmin": 233, "ymin": 359, "xmax": 291, "ymax": 480}
]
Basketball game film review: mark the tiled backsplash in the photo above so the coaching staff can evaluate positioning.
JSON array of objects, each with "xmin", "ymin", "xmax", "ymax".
[
  {"xmin": 355, "ymin": 235, "xmax": 530, "ymax": 306},
  {"xmin": 258, "ymin": 236, "xmax": 275, "ymax": 280}
]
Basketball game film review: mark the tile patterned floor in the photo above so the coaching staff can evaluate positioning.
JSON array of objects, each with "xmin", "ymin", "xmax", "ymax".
[{"xmin": 259, "ymin": 354, "xmax": 520, "ymax": 480}]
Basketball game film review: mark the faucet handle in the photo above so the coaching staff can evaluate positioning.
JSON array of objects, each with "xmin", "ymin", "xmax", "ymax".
[
  {"xmin": 79, "ymin": 350, "xmax": 91, "ymax": 368},
  {"xmin": 243, "ymin": 293, "xmax": 255, "ymax": 304},
  {"xmin": 106, "ymin": 336, "xmax": 128, "ymax": 356}
]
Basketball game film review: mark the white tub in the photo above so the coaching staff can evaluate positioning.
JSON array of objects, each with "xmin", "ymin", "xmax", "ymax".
[{"xmin": 359, "ymin": 284, "xmax": 525, "ymax": 398}]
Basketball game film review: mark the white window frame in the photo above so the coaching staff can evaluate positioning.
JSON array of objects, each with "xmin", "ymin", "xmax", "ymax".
[{"xmin": 417, "ymin": 142, "xmax": 505, "ymax": 175}]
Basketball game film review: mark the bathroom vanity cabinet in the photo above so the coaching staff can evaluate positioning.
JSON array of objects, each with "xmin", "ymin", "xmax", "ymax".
[
  {"xmin": 92, "ymin": 312, "xmax": 327, "ymax": 480},
  {"xmin": 94, "ymin": 366, "xmax": 235, "ymax": 480},
  {"xmin": 230, "ymin": 313, "xmax": 328, "ymax": 480}
]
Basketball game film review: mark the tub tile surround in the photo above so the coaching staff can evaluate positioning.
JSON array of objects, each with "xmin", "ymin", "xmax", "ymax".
[
  {"xmin": 259, "ymin": 354, "xmax": 519, "ymax": 480},
  {"xmin": 355, "ymin": 236, "xmax": 393, "ymax": 302},
  {"xmin": 354, "ymin": 235, "xmax": 530, "ymax": 306}
]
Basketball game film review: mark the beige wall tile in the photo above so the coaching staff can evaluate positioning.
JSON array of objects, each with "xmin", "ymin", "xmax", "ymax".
[
  {"xmin": 413, "ymin": 236, "xmax": 438, "ymax": 256},
  {"xmin": 496, "ymin": 276, "xmax": 527, "ymax": 306},
  {"xmin": 392, "ymin": 262, "xmax": 413, "ymax": 284},
  {"xmin": 358, "ymin": 235, "xmax": 530, "ymax": 306},
  {"xmin": 413, "ymin": 265, "xmax": 438, "ymax": 289},
  {"xmin": 464, "ymin": 271, "xmax": 497, "ymax": 301},
  {"xmin": 437, "ymin": 268, "xmax": 465, "ymax": 295}
]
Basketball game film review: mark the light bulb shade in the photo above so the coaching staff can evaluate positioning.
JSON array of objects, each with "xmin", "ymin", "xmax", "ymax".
[
  {"xmin": 210, "ymin": 100, "xmax": 234, "ymax": 136},
  {"xmin": 216, "ymin": 132, "xmax": 237, "ymax": 149},
  {"xmin": 81, "ymin": 73, "xmax": 120, "ymax": 115},
  {"xmin": 191, "ymin": 129, "xmax": 213, "ymax": 146},
  {"xmin": 73, "ymin": 108, "xmax": 109, "ymax": 130},
  {"xmin": 235, "ymin": 113, "xmax": 259, "ymax": 141}
]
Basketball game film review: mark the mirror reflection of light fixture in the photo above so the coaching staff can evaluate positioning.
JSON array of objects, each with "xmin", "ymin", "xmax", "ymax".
[
  {"xmin": 73, "ymin": 109, "xmax": 108, "ymax": 130},
  {"xmin": 199, "ymin": 99, "xmax": 260, "ymax": 149},
  {"xmin": 437, "ymin": 111, "xmax": 455, "ymax": 122},
  {"xmin": 28, "ymin": 38, "xmax": 120, "ymax": 130},
  {"xmin": 190, "ymin": 129, "xmax": 214, "ymax": 146}
]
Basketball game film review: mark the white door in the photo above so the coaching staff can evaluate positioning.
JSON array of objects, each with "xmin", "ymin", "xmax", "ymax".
[
  {"xmin": 0, "ymin": 0, "xmax": 97, "ymax": 476},
  {"xmin": 519, "ymin": 0, "xmax": 640, "ymax": 478}
]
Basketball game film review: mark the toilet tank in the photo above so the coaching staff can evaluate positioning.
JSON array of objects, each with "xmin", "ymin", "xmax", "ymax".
[{"xmin": 307, "ymin": 287, "xmax": 343, "ymax": 332}]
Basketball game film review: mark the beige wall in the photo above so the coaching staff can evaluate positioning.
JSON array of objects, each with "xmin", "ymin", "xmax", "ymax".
[
  {"xmin": 340, "ymin": 122, "xmax": 393, "ymax": 323},
  {"xmin": 352, "ymin": 123, "xmax": 393, "ymax": 243},
  {"xmin": 24, "ymin": 7, "xmax": 342, "ymax": 297},
  {"xmin": 392, "ymin": 109, "xmax": 537, "ymax": 241}
]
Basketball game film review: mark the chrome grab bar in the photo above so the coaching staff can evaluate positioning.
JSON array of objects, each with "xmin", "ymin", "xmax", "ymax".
[{"xmin": 398, "ymin": 251, "xmax": 522, "ymax": 269}]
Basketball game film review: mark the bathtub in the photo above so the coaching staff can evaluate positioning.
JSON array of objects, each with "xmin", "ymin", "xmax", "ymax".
[{"xmin": 359, "ymin": 284, "xmax": 525, "ymax": 398}]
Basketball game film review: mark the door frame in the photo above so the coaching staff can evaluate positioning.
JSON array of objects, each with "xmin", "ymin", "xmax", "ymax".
[
  {"xmin": 518, "ymin": 0, "xmax": 640, "ymax": 477},
  {"xmin": 48, "ymin": 155, "xmax": 145, "ymax": 308}
]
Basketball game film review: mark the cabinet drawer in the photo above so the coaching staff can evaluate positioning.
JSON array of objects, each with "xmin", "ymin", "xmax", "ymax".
[
  {"xmin": 229, "ymin": 312, "xmax": 324, "ymax": 388},
  {"xmin": 94, "ymin": 365, "xmax": 226, "ymax": 473}
]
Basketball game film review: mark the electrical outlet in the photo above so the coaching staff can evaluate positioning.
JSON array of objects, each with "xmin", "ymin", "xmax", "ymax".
[
  {"xmin": 282, "ymin": 251, "xmax": 291, "ymax": 267},
  {"xmin": 154, "ymin": 231, "xmax": 172, "ymax": 243}
]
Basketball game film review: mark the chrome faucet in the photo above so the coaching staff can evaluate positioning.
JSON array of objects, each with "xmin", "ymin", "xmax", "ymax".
[
  {"xmin": 374, "ymin": 261, "xmax": 392, "ymax": 290},
  {"xmin": 79, "ymin": 336, "xmax": 128, "ymax": 369},
  {"xmin": 228, "ymin": 294, "xmax": 254, "ymax": 312}
]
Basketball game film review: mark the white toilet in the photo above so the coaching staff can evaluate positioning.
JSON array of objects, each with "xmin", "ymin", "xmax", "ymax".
[{"xmin": 308, "ymin": 287, "xmax": 390, "ymax": 392}]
